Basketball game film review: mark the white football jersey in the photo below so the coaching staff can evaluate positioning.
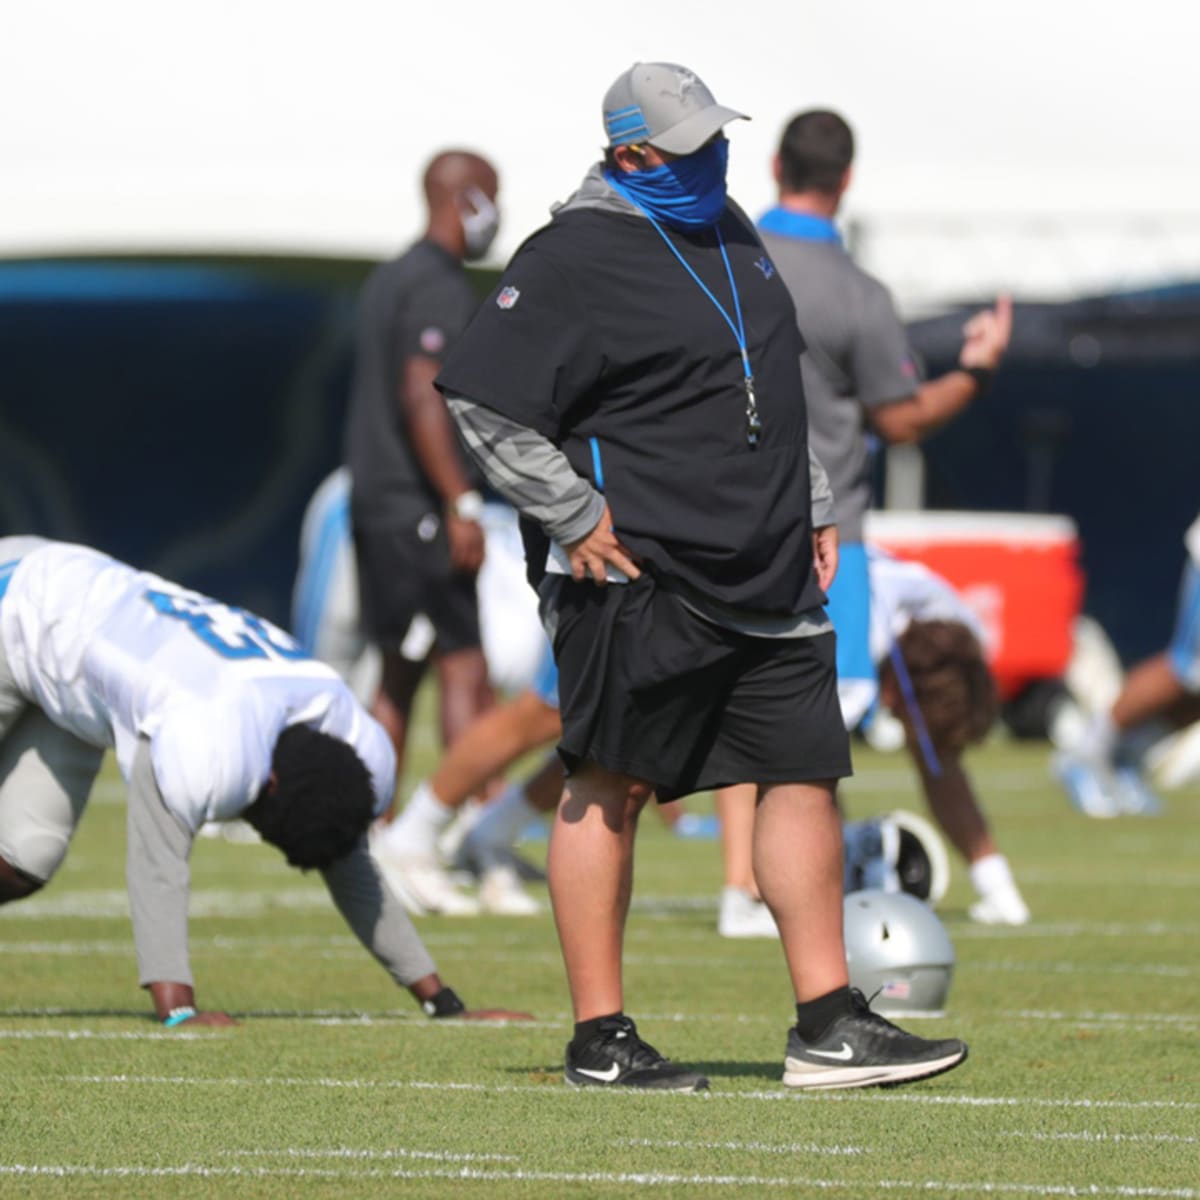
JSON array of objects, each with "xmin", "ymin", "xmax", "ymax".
[
  {"xmin": 867, "ymin": 545, "xmax": 986, "ymax": 664},
  {"xmin": 0, "ymin": 541, "xmax": 395, "ymax": 832}
]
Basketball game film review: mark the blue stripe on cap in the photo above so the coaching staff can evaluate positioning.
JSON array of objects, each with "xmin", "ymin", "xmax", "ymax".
[{"xmin": 605, "ymin": 106, "xmax": 649, "ymax": 142}]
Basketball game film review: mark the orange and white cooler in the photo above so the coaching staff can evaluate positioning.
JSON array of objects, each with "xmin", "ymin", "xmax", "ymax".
[{"xmin": 864, "ymin": 511, "xmax": 1085, "ymax": 702}]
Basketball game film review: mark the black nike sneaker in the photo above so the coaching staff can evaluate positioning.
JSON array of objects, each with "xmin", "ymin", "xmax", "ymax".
[
  {"xmin": 783, "ymin": 989, "xmax": 968, "ymax": 1090},
  {"xmin": 564, "ymin": 1015, "xmax": 710, "ymax": 1092}
]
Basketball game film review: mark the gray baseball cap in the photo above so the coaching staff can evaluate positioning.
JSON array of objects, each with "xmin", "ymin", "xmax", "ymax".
[{"xmin": 602, "ymin": 62, "xmax": 749, "ymax": 156}]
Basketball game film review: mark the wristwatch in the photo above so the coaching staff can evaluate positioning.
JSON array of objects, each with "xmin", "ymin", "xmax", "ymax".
[{"xmin": 451, "ymin": 490, "xmax": 484, "ymax": 522}]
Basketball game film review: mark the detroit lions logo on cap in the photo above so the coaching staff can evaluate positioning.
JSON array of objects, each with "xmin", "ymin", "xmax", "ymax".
[
  {"xmin": 754, "ymin": 256, "xmax": 775, "ymax": 280},
  {"xmin": 666, "ymin": 68, "xmax": 699, "ymax": 101}
]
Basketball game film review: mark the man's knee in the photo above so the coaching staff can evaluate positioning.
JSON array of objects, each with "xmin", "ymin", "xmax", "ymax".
[
  {"xmin": 0, "ymin": 855, "xmax": 46, "ymax": 903},
  {"xmin": 561, "ymin": 762, "xmax": 653, "ymax": 827}
]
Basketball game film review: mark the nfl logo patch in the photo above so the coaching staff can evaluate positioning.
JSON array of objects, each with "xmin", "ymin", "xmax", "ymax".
[
  {"xmin": 496, "ymin": 286, "xmax": 520, "ymax": 310},
  {"xmin": 419, "ymin": 326, "xmax": 446, "ymax": 354}
]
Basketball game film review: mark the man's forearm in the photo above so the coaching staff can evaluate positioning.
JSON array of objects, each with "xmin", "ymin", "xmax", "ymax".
[
  {"xmin": 402, "ymin": 358, "xmax": 476, "ymax": 503},
  {"xmin": 447, "ymin": 395, "xmax": 605, "ymax": 544},
  {"xmin": 870, "ymin": 374, "xmax": 978, "ymax": 444},
  {"xmin": 125, "ymin": 741, "xmax": 195, "ymax": 993},
  {"xmin": 321, "ymin": 838, "xmax": 438, "ymax": 987},
  {"xmin": 808, "ymin": 445, "xmax": 835, "ymax": 528}
]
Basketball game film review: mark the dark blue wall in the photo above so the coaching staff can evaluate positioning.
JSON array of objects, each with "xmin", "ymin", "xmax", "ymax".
[
  {"xmin": 3, "ymin": 259, "xmax": 1196, "ymax": 663},
  {"xmin": 907, "ymin": 291, "xmax": 1200, "ymax": 666},
  {"xmin": 1, "ymin": 259, "xmax": 359, "ymax": 626}
]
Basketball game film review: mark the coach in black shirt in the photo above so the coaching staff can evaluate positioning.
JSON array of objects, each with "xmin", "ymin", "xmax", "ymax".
[
  {"xmin": 345, "ymin": 151, "xmax": 499, "ymax": 799},
  {"xmin": 439, "ymin": 64, "xmax": 967, "ymax": 1093}
]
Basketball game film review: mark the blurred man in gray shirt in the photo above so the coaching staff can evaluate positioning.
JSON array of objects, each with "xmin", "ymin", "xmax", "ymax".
[{"xmin": 758, "ymin": 109, "xmax": 1011, "ymax": 728}]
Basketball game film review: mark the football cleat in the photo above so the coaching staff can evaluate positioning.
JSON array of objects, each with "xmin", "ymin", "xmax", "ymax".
[
  {"xmin": 478, "ymin": 864, "xmax": 541, "ymax": 915},
  {"xmin": 717, "ymin": 886, "xmax": 778, "ymax": 939},
  {"xmin": 968, "ymin": 887, "xmax": 1031, "ymax": 927},
  {"xmin": 1052, "ymin": 751, "xmax": 1121, "ymax": 819},
  {"xmin": 369, "ymin": 827, "xmax": 480, "ymax": 916},
  {"xmin": 1111, "ymin": 763, "xmax": 1163, "ymax": 816}
]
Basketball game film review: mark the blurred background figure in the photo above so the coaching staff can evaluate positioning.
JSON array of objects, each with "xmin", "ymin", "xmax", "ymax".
[
  {"xmin": 344, "ymin": 150, "xmax": 502, "ymax": 809},
  {"xmin": 757, "ymin": 108, "xmax": 1012, "ymax": 734},
  {"xmin": 290, "ymin": 465, "xmax": 544, "ymax": 708},
  {"xmin": 716, "ymin": 545, "xmax": 1031, "ymax": 938},
  {"xmin": 1055, "ymin": 511, "xmax": 1200, "ymax": 818}
]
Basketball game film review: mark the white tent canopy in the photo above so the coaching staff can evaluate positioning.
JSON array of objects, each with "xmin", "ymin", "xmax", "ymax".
[{"xmin": 5, "ymin": 0, "xmax": 1200, "ymax": 307}]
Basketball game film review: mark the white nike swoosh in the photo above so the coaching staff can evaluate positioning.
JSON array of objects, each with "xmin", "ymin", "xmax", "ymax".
[
  {"xmin": 808, "ymin": 1042, "xmax": 855, "ymax": 1061},
  {"xmin": 574, "ymin": 1063, "xmax": 621, "ymax": 1082}
]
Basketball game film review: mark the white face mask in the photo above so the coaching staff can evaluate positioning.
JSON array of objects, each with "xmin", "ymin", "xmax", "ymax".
[{"xmin": 459, "ymin": 185, "xmax": 500, "ymax": 261}]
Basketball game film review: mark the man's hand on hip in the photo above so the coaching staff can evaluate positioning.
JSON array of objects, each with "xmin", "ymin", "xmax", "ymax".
[
  {"xmin": 813, "ymin": 524, "xmax": 839, "ymax": 593},
  {"xmin": 562, "ymin": 504, "xmax": 641, "ymax": 585}
]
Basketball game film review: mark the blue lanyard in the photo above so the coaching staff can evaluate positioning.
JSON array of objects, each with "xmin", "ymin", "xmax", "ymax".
[{"xmin": 610, "ymin": 185, "xmax": 763, "ymax": 448}]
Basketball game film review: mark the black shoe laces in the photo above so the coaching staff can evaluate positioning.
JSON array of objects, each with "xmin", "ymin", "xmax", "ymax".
[
  {"xmin": 849, "ymin": 987, "xmax": 905, "ymax": 1037},
  {"xmin": 589, "ymin": 1017, "xmax": 667, "ymax": 1071}
]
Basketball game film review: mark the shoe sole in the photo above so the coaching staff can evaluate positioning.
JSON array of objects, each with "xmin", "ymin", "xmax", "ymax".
[
  {"xmin": 782, "ymin": 1045, "xmax": 967, "ymax": 1090},
  {"xmin": 564, "ymin": 1069, "xmax": 710, "ymax": 1093}
]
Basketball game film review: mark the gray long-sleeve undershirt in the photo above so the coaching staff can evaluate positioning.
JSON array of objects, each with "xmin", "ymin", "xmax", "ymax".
[
  {"xmin": 448, "ymin": 394, "xmax": 836, "ymax": 638},
  {"xmin": 125, "ymin": 737, "xmax": 435, "ymax": 991},
  {"xmin": 448, "ymin": 394, "xmax": 836, "ymax": 539}
]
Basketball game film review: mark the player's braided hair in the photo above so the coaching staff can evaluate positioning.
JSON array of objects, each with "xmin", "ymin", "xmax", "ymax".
[
  {"xmin": 247, "ymin": 726, "xmax": 375, "ymax": 870},
  {"xmin": 881, "ymin": 620, "xmax": 998, "ymax": 756}
]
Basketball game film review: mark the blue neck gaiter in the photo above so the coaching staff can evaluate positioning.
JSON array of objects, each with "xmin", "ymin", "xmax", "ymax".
[{"xmin": 605, "ymin": 138, "xmax": 729, "ymax": 231}]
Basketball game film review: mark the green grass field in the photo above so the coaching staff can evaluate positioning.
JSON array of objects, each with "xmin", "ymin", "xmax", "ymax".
[{"xmin": 2, "ymin": 734, "xmax": 1198, "ymax": 1198}]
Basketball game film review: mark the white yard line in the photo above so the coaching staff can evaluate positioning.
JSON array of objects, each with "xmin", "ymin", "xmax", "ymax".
[
  {"xmin": 623, "ymin": 1137, "xmax": 866, "ymax": 1156},
  {"xmin": 0, "ymin": 1030, "xmax": 214, "ymax": 1041},
  {"xmin": 1001, "ymin": 1132, "xmax": 1200, "ymax": 1145},
  {"xmin": 973, "ymin": 960, "xmax": 1200, "ymax": 979},
  {"xmin": 0, "ymin": 1163, "xmax": 1194, "ymax": 1196},
  {"xmin": 222, "ymin": 1147, "xmax": 518, "ymax": 1162},
  {"xmin": 952, "ymin": 922, "xmax": 1200, "ymax": 940},
  {"xmin": 1003, "ymin": 1010, "xmax": 1199, "ymax": 1027},
  {"xmin": 60, "ymin": 1075, "xmax": 1200, "ymax": 1112}
]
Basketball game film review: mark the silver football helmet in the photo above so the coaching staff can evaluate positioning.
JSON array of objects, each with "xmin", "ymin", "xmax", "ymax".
[{"xmin": 843, "ymin": 889, "xmax": 956, "ymax": 1017}]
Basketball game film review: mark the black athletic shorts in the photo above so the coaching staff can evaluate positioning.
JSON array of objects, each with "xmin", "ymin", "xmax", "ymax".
[
  {"xmin": 353, "ymin": 511, "xmax": 480, "ymax": 655},
  {"xmin": 549, "ymin": 574, "xmax": 852, "ymax": 802}
]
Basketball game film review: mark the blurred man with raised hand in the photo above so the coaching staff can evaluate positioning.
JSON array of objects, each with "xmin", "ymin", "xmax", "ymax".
[{"xmin": 758, "ymin": 109, "xmax": 1011, "ymax": 734}]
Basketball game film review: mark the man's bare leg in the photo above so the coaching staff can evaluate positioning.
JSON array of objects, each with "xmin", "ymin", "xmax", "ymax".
[
  {"xmin": 370, "ymin": 650, "xmax": 427, "ymax": 809},
  {"xmin": 434, "ymin": 645, "xmax": 494, "ymax": 753},
  {"xmin": 548, "ymin": 761, "xmax": 650, "ymax": 1021},
  {"xmin": 754, "ymin": 780, "xmax": 848, "ymax": 1002},
  {"xmin": 430, "ymin": 691, "xmax": 561, "ymax": 810}
]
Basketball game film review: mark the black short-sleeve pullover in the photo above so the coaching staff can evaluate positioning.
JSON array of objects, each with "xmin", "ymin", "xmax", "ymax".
[
  {"xmin": 345, "ymin": 239, "xmax": 482, "ymax": 523},
  {"xmin": 438, "ymin": 205, "xmax": 824, "ymax": 617}
]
